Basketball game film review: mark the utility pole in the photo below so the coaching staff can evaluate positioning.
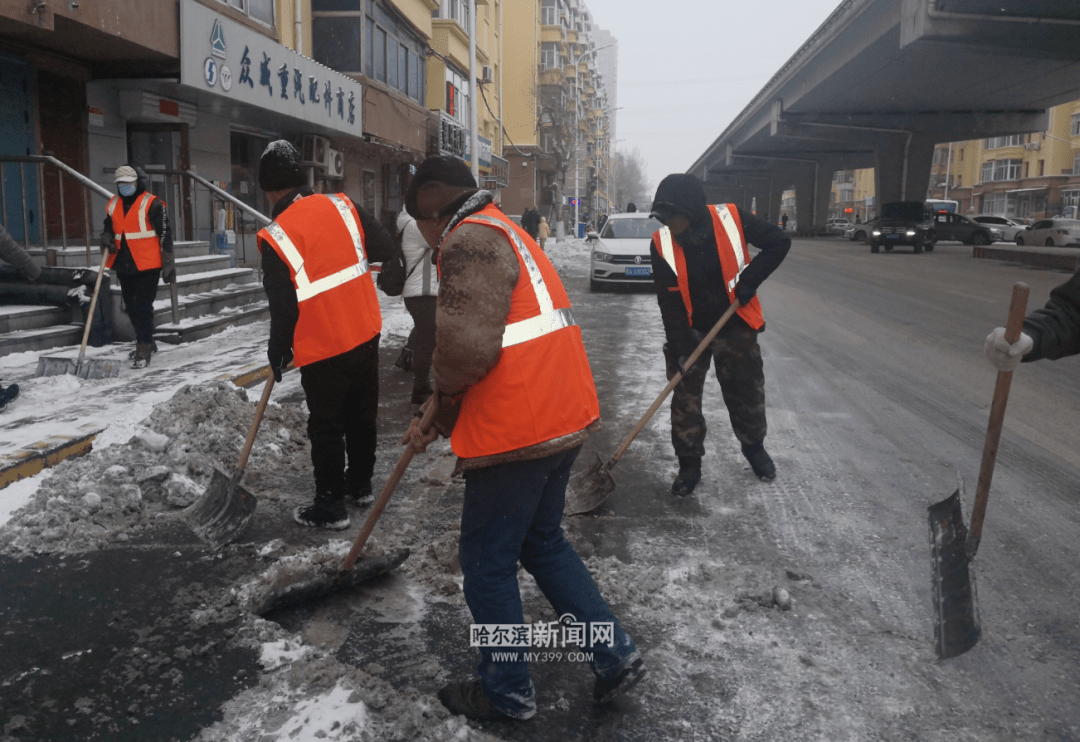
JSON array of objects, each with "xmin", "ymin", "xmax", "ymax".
[{"xmin": 468, "ymin": 0, "xmax": 479, "ymax": 183}]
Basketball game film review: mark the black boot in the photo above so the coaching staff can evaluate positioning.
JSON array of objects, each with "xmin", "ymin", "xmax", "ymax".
[
  {"xmin": 437, "ymin": 679, "xmax": 520, "ymax": 721},
  {"xmin": 128, "ymin": 340, "xmax": 158, "ymax": 360},
  {"xmin": 741, "ymin": 442, "xmax": 776, "ymax": 482},
  {"xmin": 0, "ymin": 383, "xmax": 19, "ymax": 413},
  {"xmin": 293, "ymin": 487, "xmax": 350, "ymax": 530},
  {"xmin": 672, "ymin": 456, "xmax": 701, "ymax": 496},
  {"xmin": 345, "ymin": 469, "xmax": 374, "ymax": 507}
]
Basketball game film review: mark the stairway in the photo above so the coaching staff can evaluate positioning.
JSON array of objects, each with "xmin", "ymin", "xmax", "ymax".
[{"xmin": 0, "ymin": 241, "xmax": 268, "ymax": 357}]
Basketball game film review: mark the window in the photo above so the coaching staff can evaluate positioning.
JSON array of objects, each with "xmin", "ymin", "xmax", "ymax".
[
  {"xmin": 1038, "ymin": 159, "xmax": 1045, "ymax": 176},
  {"xmin": 541, "ymin": 43, "xmax": 559, "ymax": 71},
  {"xmin": 981, "ymin": 161, "xmax": 993, "ymax": 183},
  {"xmin": 313, "ymin": 1, "xmax": 425, "ymax": 103},
  {"xmin": 985, "ymin": 134, "xmax": 1025, "ymax": 149},
  {"xmin": 1074, "ymin": 153, "xmax": 1080, "ymax": 175},
  {"xmin": 216, "ymin": 0, "xmax": 274, "ymax": 27},
  {"xmin": 444, "ymin": 66, "xmax": 470, "ymax": 127},
  {"xmin": 985, "ymin": 159, "xmax": 1022, "ymax": 181},
  {"xmin": 982, "ymin": 192, "xmax": 1007, "ymax": 214},
  {"xmin": 1072, "ymin": 114, "xmax": 1080, "ymax": 137},
  {"xmin": 434, "ymin": 0, "xmax": 470, "ymax": 30},
  {"xmin": 542, "ymin": 0, "xmax": 558, "ymax": 26}
]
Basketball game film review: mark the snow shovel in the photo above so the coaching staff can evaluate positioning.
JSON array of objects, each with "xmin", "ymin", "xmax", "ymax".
[
  {"xmin": 35, "ymin": 250, "xmax": 122, "ymax": 380},
  {"xmin": 244, "ymin": 390, "xmax": 439, "ymax": 616},
  {"xmin": 928, "ymin": 281, "xmax": 1029, "ymax": 659},
  {"xmin": 186, "ymin": 374, "xmax": 274, "ymax": 550},
  {"xmin": 565, "ymin": 301, "xmax": 740, "ymax": 515}
]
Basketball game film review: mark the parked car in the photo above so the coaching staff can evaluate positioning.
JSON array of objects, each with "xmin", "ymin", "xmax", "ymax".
[
  {"xmin": 972, "ymin": 214, "xmax": 1026, "ymax": 242},
  {"xmin": 844, "ymin": 217, "xmax": 878, "ymax": 242},
  {"xmin": 587, "ymin": 212, "xmax": 664, "ymax": 291},
  {"xmin": 1015, "ymin": 218, "xmax": 1080, "ymax": 247},
  {"xmin": 825, "ymin": 217, "xmax": 852, "ymax": 234},
  {"xmin": 931, "ymin": 211, "xmax": 1001, "ymax": 245},
  {"xmin": 870, "ymin": 201, "xmax": 936, "ymax": 253}
]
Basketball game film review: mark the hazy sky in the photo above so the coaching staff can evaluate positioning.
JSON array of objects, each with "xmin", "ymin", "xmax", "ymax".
[{"xmin": 585, "ymin": 0, "xmax": 843, "ymax": 198}]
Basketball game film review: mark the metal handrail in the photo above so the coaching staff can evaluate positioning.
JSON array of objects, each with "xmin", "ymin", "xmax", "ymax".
[
  {"xmin": 143, "ymin": 166, "xmax": 271, "ymax": 227},
  {"xmin": 0, "ymin": 154, "xmax": 112, "ymax": 199}
]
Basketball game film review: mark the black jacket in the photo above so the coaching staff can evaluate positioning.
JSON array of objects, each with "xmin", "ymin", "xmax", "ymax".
[
  {"xmin": 650, "ymin": 205, "xmax": 790, "ymax": 357},
  {"xmin": 102, "ymin": 176, "xmax": 172, "ymax": 276},
  {"xmin": 259, "ymin": 188, "xmax": 396, "ymax": 361},
  {"xmin": 1022, "ymin": 265, "xmax": 1080, "ymax": 362}
]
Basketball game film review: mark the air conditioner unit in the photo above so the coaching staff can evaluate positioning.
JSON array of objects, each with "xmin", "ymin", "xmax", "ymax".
[
  {"xmin": 327, "ymin": 149, "xmax": 345, "ymax": 179},
  {"xmin": 481, "ymin": 65, "xmax": 493, "ymax": 84},
  {"xmin": 300, "ymin": 134, "xmax": 330, "ymax": 167},
  {"xmin": 1024, "ymin": 141, "xmax": 1041, "ymax": 151}
]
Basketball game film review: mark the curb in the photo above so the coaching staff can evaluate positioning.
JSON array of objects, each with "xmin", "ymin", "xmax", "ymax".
[
  {"xmin": 973, "ymin": 245, "xmax": 1080, "ymax": 272},
  {"xmin": 0, "ymin": 423, "xmax": 102, "ymax": 489},
  {"xmin": 0, "ymin": 363, "xmax": 286, "ymax": 491}
]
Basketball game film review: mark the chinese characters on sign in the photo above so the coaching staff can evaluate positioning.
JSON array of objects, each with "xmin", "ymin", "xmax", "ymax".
[{"xmin": 469, "ymin": 615, "xmax": 615, "ymax": 649}]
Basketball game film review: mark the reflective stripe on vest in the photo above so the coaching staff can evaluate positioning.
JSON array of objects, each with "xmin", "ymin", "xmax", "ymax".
[
  {"xmin": 108, "ymin": 194, "xmax": 157, "ymax": 242},
  {"xmin": 262, "ymin": 194, "xmax": 370, "ymax": 302},
  {"xmin": 713, "ymin": 205, "xmax": 748, "ymax": 292},
  {"xmin": 466, "ymin": 213, "xmax": 578, "ymax": 348}
]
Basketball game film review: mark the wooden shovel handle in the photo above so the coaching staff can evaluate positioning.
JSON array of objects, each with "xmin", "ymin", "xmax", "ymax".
[
  {"xmin": 236, "ymin": 374, "xmax": 275, "ymax": 472},
  {"xmin": 343, "ymin": 388, "xmax": 440, "ymax": 571},
  {"xmin": 609, "ymin": 302, "xmax": 740, "ymax": 467},
  {"xmin": 968, "ymin": 282, "xmax": 1029, "ymax": 558},
  {"xmin": 75, "ymin": 250, "xmax": 110, "ymax": 368}
]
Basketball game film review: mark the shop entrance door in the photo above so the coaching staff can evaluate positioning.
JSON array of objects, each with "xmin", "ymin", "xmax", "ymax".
[
  {"xmin": 126, "ymin": 123, "xmax": 193, "ymax": 241},
  {"xmin": 0, "ymin": 52, "xmax": 39, "ymax": 243},
  {"xmin": 229, "ymin": 131, "xmax": 270, "ymax": 266}
]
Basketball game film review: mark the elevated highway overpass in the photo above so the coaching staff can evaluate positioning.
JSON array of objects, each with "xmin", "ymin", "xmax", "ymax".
[{"xmin": 688, "ymin": 0, "xmax": 1080, "ymax": 230}]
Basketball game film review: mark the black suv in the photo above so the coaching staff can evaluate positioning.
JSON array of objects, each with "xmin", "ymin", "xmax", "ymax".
[{"xmin": 870, "ymin": 201, "xmax": 936, "ymax": 254}]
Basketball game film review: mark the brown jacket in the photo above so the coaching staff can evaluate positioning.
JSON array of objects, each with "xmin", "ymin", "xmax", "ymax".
[{"xmin": 431, "ymin": 196, "xmax": 599, "ymax": 472}]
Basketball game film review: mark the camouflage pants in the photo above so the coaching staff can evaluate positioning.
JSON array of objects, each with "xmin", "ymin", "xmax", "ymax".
[{"xmin": 664, "ymin": 321, "xmax": 767, "ymax": 459}]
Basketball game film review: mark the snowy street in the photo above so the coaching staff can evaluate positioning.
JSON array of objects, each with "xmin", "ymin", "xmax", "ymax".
[{"xmin": 1, "ymin": 236, "xmax": 1078, "ymax": 741}]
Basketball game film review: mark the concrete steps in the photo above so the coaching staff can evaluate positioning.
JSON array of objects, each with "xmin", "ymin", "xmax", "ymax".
[{"xmin": 0, "ymin": 241, "xmax": 268, "ymax": 356}]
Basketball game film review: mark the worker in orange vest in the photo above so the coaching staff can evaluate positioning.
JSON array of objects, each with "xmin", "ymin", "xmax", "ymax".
[
  {"xmin": 401, "ymin": 156, "xmax": 646, "ymax": 722},
  {"xmin": 102, "ymin": 165, "xmax": 174, "ymax": 368},
  {"xmin": 256, "ymin": 140, "xmax": 396, "ymax": 529},
  {"xmin": 649, "ymin": 174, "xmax": 791, "ymax": 494}
]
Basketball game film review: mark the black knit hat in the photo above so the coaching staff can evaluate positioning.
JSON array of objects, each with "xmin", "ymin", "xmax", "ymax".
[
  {"xmin": 405, "ymin": 155, "xmax": 477, "ymax": 219},
  {"xmin": 258, "ymin": 140, "xmax": 306, "ymax": 192},
  {"xmin": 651, "ymin": 174, "xmax": 710, "ymax": 227}
]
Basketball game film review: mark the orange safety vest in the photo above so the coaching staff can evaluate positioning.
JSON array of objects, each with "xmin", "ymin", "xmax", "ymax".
[
  {"xmin": 653, "ymin": 203, "xmax": 764, "ymax": 331},
  {"xmin": 257, "ymin": 193, "xmax": 382, "ymax": 367},
  {"xmin": 106, "ymin": 193, "xmax": 163, "ymax": 271},
  {"xmin": 441, "ymin": 204, "xmax": 600, "ymax": 459}
]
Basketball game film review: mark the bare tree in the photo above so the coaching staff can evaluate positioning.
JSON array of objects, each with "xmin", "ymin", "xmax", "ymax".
[
  {"xmin": 613, "ymin": 146, "xmax": 651, "ymax": 211},
  {"xmin": 536, "ymin": 81, "xmax": 575, "ymax": 231}
]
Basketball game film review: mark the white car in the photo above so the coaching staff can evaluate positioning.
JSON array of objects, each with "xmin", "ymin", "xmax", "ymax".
[
  {"xmin": 825, "ymin": 218, "xmax": 851, "ymax": 234},
  {"xmin": 1015, "ymin": 218, "xmax": 1080, "ymax": 247},
  {"xmin": 844, "ymin": 217, "xmax": 878, "ymax": 242},
  {"xmin": 587, "ymin": 212, "xmax": 664, "ymax": 291},
  {"xmin": 972, "ymin": 214, "xmax": 1026, "ymax": 242}
]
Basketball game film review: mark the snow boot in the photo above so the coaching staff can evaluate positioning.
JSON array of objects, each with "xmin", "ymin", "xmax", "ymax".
[
  {"xmin": 437, "ymin": 679, "xmax": 522, "ymax": 722},
  {"xmin": 741, "ymin": 442, "xmax": 776, "ymax": 482},
  {"xmin": 394, "ymin": 346, "xmax": 413, "ymax": 373},
  {"xmin": 671, "ymin": 456, "xmax": 701, "ymax": 496},
  {"xmin": 593, "ymin": 656, "xmax": 647, "ymax": 704},
  {"xmin": 0, "ymin": 383, "xmax": 19, "ymax": 413},
  {"xmin": 128, "ymin": 340, "xmax": 158, "ymax": 360},
  {"xmin": 345, "ymin": 471, "xmax": 374, "ymax": 507},
  {"xmin": 293, "ymin": 488, "xmax": 350, "ymax": 530},
  {"xmin": 131, "ymin": 342, "xmax": 154, "ymax": 369}
]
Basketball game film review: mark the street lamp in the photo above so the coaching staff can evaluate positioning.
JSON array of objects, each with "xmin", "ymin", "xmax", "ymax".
[{"xmin": 572, "ymin": 43, "xmax": 612, "ymax": 237}]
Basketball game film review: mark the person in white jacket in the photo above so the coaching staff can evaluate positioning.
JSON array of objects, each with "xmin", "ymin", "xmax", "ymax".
[{"xmin": 397, "ymin": 209, "xmax": 439, "ymax": 404}]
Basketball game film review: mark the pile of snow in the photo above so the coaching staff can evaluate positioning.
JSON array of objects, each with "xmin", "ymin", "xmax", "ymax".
[{"xmin": 0, "ymin": 381, "xmax": 309, "ymax": 557}]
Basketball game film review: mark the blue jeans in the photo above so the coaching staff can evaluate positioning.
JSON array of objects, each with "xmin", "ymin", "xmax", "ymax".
[{"xmin": 459, "ymin": 445, "xmax": 639, "ymax": 719}]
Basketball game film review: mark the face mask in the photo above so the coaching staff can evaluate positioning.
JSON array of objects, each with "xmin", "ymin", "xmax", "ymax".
[{"xmin": 118, "ymin": 183, "xmax": 136, "ymax": 197}]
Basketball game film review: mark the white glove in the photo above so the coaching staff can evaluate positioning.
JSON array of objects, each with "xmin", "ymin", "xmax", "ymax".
[{"xmin": 983, "ymin": 327, "xmax": 1033, "ymax": 372}]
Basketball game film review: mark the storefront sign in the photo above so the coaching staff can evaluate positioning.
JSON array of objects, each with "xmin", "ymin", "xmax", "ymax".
[{"xmin": 179, "ymin": 0, "xmax": 362, "ymax": 137}]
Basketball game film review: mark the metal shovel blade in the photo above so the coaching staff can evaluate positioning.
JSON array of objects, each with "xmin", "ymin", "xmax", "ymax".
[
  {"xmin": 928, "ymin": 487, "xmax": 981, "ymax": 659},
  {"xmin": 186, "ymin": 469, "xmax": 258, "ymax": 550},
  {"xmin": 564, "ymin": 453, "xmax": 616, "ymax": 516},
  {"xmin": 36, "ymin": 356, "xmax": 121, "ymax": 379}
]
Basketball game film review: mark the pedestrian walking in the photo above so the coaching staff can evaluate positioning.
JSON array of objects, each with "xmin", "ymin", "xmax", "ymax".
[
  {"xmin": 521, "ymin": 207, "xmax": 540, "ymax": 241},
  {"xmin": 256, "ymin": 140, "xmax": 396, "ymax": 528},
  {"xmin": 101, "ymin": 165, "xmax": 174, "ymax": 369},
  {"xmin": 537, "ymin": 215, "xmax": 550, "ymax": 251},
  {"xmin": 781, "ymin": 213, "xmax": 789, "ymax": 231},
  {"xmin": 649, "ymin": 173, "xmax": 791, "ymax": 495},
  {"xmin": 397, "ymin": 207, "xmax": 438, "ymax": 404},
  {"xmin": 984, "ymin": 264, "xmax": 1080, "ymax": 369},
  {"xmin": 401, "ymin": 155, "xmax": 646, "ymax": 722}
]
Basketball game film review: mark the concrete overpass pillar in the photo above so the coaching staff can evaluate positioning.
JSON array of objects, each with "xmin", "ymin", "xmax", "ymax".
[
  {"xmin": 795, "ymin": 169, "xmax": 815, "ymax": 232},
  {"xmin": 874, "ymin": 134, "xmax": 937, "ymax": 206},
  {"xmin": 814, "ymin": 161, "xmax": 837, "ymax": 231},
  {"xmin": 767, "ymin": 183, "xmax": 783, "ymax": 226}
]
